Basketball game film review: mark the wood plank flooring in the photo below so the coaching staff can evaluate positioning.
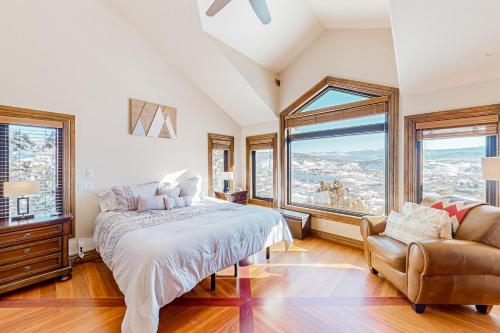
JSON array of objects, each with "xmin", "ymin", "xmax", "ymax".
[{"xmin": 0, "ymin": 236, "xmax": 498, "ymax": 332}]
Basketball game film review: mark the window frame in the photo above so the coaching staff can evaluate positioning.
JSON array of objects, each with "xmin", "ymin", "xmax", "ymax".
[
  {"xmin": 208, "ymin": 133, "xmax": 234, "ymax": 196},
  {"xmin": 405, "ymin": 105, "xmax": 500, "ymax": 206},
  {"xmin": 280, "ymin": 76, "xmax": 399, "ymax": 225},
  {"xmin": 246, "ymin": 133, "xmax": 278, "ymax": 207},
  {"xmin": 0, "ymin": 105, "xmax": 75, "ymax": 236}
]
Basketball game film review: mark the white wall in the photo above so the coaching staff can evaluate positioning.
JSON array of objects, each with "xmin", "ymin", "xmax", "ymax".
[
  {"xmin": 278, "ymin": 29, "xmax": 399, "ymax": 110},
  {"xmin": 0, "ymin": 0, "xmax": 241, "ymax": 253}
]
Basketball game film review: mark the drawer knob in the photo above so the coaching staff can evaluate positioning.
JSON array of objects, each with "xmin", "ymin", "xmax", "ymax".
[
  {"xmin": 23, "ymin": 233, "xmax": 31, "ymax": 239},
  {"xmin": 24, "ymin": 248, "xmax": 31, "ymax": 254},
  {"xmin": 24, "ymin": 265, "xmax": 31, "ymax": 272}
]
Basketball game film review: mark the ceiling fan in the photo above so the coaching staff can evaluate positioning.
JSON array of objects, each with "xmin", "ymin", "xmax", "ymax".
[{"xmin": 206, "ymin": 0, "xmax": 271, "ymax": 25}]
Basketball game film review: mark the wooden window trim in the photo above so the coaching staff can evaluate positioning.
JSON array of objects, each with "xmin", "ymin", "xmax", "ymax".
[
  {"xmin": 405, "ymin": 104, "xmax": 500, "ymax": 205},
  {"xmin": 0, "ymin": 104, "xmax": 76, "ymax": 236},
  {"xmin": 208, "ymin": 133, "xmax": 234, "ymax": 196},
  {"xmin": 280, "ymin": 76, "xmax": 399, "ymax": 225},
  {"xmin": 246, "ymin": 133, "xmax": 278, "ymax": 208}
]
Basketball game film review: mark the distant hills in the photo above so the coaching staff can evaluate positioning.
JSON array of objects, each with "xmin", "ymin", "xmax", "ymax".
[{"xmin": 293, "ymin": 146, "xmax": 484, "ymax": 161}]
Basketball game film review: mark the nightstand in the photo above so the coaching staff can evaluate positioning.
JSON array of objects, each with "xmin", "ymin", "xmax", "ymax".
[
  {"xmin": 214, "ymin": 190, "xmax": 249, "ymax": 205},
  {"xmin": 0, "ymin": 214, "xmax": 72, "ymax": 295}
]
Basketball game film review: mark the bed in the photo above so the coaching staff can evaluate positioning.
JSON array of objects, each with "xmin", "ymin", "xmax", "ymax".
[{"xmin": 93, "ymin": 197, "xmax": 293, "ymax": 333}]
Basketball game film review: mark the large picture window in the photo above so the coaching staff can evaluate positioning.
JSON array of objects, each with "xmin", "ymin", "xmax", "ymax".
[
  {"xmin": 0, "ymin": 105, "xmax": 75, "ymax": 234},
  {"xmin": 246, "ymin": 133, "xmax": 277, "ymax": 207},
  {"xmin": 406, "ymin": 110, "xmax": 500, "ymax": 205},
  {"xmin": 280, "ymin": 76, "xmax": 399, "ymax": 221}
]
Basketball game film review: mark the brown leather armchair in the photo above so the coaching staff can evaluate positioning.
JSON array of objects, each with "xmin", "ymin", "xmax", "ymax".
[{"xmin": 360, "ymin": 203, "xmax": 500, "ymax": 314}]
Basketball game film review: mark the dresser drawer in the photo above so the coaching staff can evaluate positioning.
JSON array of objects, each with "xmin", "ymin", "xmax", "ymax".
[
  {"xmin": 0, "ymin": 237, "xmax": 62, "ymax": 265},
  {"xmin": 0, "ymin": 225, "xmax": 62, "ymax": 247},
  {"xmin": 0, "ymin": 253, "xmax": 62, "ymax": 284}
]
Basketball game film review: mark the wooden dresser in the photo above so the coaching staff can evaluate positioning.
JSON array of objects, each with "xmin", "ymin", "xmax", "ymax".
[
  {"xmin": 0, "ymin": 214, "xmax": 72, "ymax": 295},
  {"xmin": 215, "ymin": 190, "xmax": 249, "ymax": 205}
]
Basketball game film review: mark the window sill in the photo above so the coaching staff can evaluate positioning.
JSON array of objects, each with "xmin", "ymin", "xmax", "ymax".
[
  {"xmin": 249, "ymin": 198, "xmax": 274, "ymax": 208},
  {"xmin": 282, "ymin": 204, "xmax": 362, "ymax": 226}
]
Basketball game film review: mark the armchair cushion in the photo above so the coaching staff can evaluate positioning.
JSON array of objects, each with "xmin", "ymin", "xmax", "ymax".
[
  {"xmin": 408, "ymin": 239, "xmax": 500, "ymax": 276},
  {"xmin": 367, "ymin": 235, "xmax": 407, "ymax": 272}
]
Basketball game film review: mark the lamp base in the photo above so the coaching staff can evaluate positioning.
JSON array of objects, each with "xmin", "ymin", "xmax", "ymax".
[
  {"xmin": 223, "ymin": 180, "xmax": 230, "ymax": 193},
  {"xmin": 11, "ymin": 214, "xmax": 35, "ymax": 221}
]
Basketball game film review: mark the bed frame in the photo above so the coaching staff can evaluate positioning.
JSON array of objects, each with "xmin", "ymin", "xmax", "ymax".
[{"xmin": 210, "ymin": 246, "xmax": 270, "ymax": 291}]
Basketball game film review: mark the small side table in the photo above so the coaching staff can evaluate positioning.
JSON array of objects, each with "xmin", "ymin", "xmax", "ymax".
[{"xmin": 214, "ymin": 190, "xmax": 249, "ymax": 205}]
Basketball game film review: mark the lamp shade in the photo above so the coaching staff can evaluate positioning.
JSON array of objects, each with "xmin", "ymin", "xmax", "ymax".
[
  {"xmin": 222, "ymin": 172, "xmax": 234, "ymax": 180},
  {"xmin": 482, "ymin": 157, "xmax": 500, "ymax": 181},
  {"xmin": 3, "ymin": 181, "xmax": 40, "ymax": 197}
]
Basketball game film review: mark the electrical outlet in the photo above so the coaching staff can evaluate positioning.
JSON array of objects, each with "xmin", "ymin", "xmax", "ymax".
[{"xmin": 78, "ymin": 238, "xmax": 84, "ymax": 259}]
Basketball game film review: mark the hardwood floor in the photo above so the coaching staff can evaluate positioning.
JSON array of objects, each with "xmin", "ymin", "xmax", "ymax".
[{"xmin": 0, "ymin": 236, "xmax": 498, "ymax": 332}]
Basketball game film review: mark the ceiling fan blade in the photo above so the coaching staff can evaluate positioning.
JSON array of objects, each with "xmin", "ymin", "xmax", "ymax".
[
  {"xmin": 206, "ymin": 0, "xmax": 232, "ymax": 17},
  {"xmin": 249, "ymin": 0, "xmax": 271, "ymax": 24}
]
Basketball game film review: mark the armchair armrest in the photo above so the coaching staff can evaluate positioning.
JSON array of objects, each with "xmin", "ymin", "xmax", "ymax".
[
  {"xmin": 360, "ymin": 215, "xmax": 387, "ymax": 240},
  {"xmin": 408, "ymin": 239, "xmax": 500, "ymax": 276}
]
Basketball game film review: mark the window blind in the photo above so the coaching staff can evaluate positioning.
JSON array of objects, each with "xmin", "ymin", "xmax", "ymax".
[
  {"xmin": 416, "ymin": 124, "xmax": 498, "ymax": 140},
  {"xmin": 0, "ymin": 123, "xmax": 63, "ymax": 218}
]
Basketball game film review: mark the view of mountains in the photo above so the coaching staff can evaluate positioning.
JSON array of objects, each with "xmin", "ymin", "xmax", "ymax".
[{"xmin": 293, "ymin": 146, "xmax": 484, "ymax": 161}]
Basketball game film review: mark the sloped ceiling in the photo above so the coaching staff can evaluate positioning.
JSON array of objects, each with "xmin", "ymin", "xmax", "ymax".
[
  {"xmin": 107, "ymin": 0, "xmax": 500, "ymax": 125},
  {"xmin": 305, "ymin": 0, "xmax": 390, "ymax": 29},
  {"xmin": 107, "ymin": 0, "xmax": 278, "ymax": 126},
  {"xmin": 197, "ymin": 0, "xmax": 324, "ymax": 72},
  {"xmin": 390, "ymin": 0, "xmax": 500, "ymax": 95}
]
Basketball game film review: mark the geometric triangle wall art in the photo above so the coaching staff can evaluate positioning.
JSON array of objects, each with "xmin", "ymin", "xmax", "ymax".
[{"xmin": 129, "ymin": 98, "xmax": 177, "ymax": 139}]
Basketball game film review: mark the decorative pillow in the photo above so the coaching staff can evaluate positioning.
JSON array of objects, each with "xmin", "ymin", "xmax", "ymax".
[
  {"xmin": 137, "ymin": 195, "xmax": 165, "ymax": 212},
  {"xmin": 164, "ymin": 196, "xmax": 176, "ymax": 210},
  {"xmin": 430, "ymin": 196, "xmax": 484, "ymax": 234},
  {"xmin": 160, "ymin": 176, "xmax": 202, "ymax": 203},
  {"xmin": 402, "ymin": 202, "xmax": 452, "ymax": 239},
  {"xmin": 110, "ymin": 181, "xmax": 159, "ymax": 211},
  {"xmin": 157, "ymin": 185, "xmax": 181, "ymax": 198},
  {"xmin": 96, "ymin": 190, "xmax": 121, "ymax": 212},
  {"xmin": 164, "ymin": 196, "xmax": 193, "ymax": 209},
  {"xmin": 383, "ymin": 211, "xmax": 441, "ymax": 245}
]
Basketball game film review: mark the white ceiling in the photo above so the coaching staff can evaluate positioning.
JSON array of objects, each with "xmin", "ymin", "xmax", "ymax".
[
  {"xmin": 306, "ymin": 0, "xmax": 391, "ymax": 29},
  {"xmin": 197, "ymin": 0, "xmax": 392, "ymax": 72},
  {"xmin": 106, "ymin": 0, "xmax": 500, "ymax": 125},
  {"xmin": 197, "ymin": 0, "xmax": 324, "ymax": 72},
  {"xmin": 391, "ymin": 0, "xmax": 500, "ymax": 95}
]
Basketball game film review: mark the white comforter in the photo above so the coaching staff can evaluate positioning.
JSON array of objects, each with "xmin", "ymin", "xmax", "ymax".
[{"xmin": 93, "ymin": 198, "xmax": 292, "ymax": 333}]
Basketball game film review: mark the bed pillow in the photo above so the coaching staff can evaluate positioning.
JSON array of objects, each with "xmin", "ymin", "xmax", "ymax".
[
  {"xmin": 157, "ymin": 185, "xmax": 181, "ymax": 198},
  {"xmin": 159, "ymin": 176, "xmax": 203, "ymax": 203},
  {"xmin": 97, "ymin": 190, "xmax": 122, "ymax": 212},
  {"xmin": 402, "ymin": 202, "xmax": 452, "ymax": 239},
  {"xmin": 177, "ymin": 176, "xmax": 202, "ymax": 203},
  {"xmin": 164, "ymin": 196, "xmax": 193, "ymax": 209},
  {"xmin": 383, "ymin": 211, "xmax": 441, "ymax": 245},
  {"xmin": 137, "ymin": 195, "xmax": 165, "ymax": 212},
  {"xmin": 111, "ymin": 181, "xmax": 159, "ymax": 211}
]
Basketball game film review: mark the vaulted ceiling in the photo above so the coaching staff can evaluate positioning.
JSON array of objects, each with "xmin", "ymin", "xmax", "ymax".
[{"xmin": 107, "ymin": 0, "xmax": 500, "ymax": 126}]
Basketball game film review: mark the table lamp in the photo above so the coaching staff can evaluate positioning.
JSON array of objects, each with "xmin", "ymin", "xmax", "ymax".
[
  {"xmin": 482, "ymin": 157, "xmax": 500, "ymax": 181},
  {"xmin": 3, "ymin": 181, "xmax": 40, "ymax": 220},
  {"xmin": 222, "ymin": 172, "xmax": 233, "ymax": 193}
]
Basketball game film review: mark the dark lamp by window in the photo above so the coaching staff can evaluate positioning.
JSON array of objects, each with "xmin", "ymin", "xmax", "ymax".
[
  {"xmin": 3, "ymin": 181, "xmax": 40, "ymax": 220},
  {"xmin": 222, "ymin": 172, "xmax": 233, "ymax": 193}
]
